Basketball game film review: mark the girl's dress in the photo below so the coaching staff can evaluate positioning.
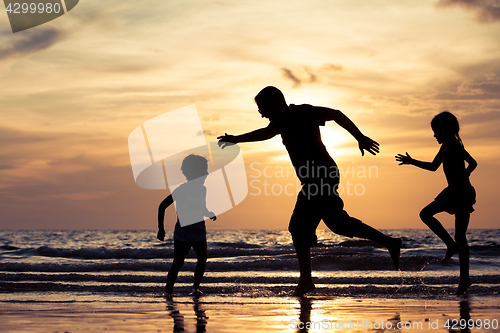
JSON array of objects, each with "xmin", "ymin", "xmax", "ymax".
[{"xmin": 434, "ymin": 140, "xmax": 476, "ymax": 214}]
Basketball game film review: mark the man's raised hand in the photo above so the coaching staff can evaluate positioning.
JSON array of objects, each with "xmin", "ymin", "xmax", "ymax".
[
  {"xmin": 358, "ymin": 136, "xmax": 380, "ymax": 156},
  {"xmin": 217, "ymin": 133, "xmax": 237, "ymax": 148}
]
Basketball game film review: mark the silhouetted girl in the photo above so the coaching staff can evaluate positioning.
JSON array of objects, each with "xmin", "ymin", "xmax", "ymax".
[{"xmin": 396, "ymin": 111, "xmax": 477, "ymax": 294}]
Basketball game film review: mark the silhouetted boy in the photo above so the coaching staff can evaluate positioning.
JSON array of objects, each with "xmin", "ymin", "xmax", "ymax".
[{"xmin": 157, "ymin": 154, "xmax": 217, "ymax": 299}]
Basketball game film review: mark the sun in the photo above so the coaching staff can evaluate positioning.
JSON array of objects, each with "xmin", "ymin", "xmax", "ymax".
[{"xmin": 320, "ymin": 126, "xmax": 356, "ymax": 159}]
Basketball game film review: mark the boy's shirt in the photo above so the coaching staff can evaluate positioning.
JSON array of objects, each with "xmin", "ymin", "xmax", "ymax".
[
  {"xmin": 172, "ymin": 183, "xmax": 207, "ymax": 226},
  {"xmin": 265, "ymin": 104, "xmax": 338, "ymax": 184},
  {"xmin": 172, "ymin": 182, "xmax": 208, "ymax": 242}
]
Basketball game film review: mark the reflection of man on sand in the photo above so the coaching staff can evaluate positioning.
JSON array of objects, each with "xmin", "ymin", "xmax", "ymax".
[
  {"xmin": 294, "ymin": 297, "xmax": 312, "ymax": 333},
  {"xmin": 219, "ymin": 86, "xmax": 401, "ymax": 296}
]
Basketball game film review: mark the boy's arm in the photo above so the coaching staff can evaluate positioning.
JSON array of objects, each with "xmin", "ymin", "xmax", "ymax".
[
  {"xmin": 202, "ymin": 205, "xmax": 215, "ymax": 219},
  {"xmin": 202, "ymin": 190, "xmax": 217, "ymax": 221},
  {"xmin": 204, "ymin": 208, "xmax": 217, "ymax": 221},
  {"xmin": 321, "ymin": 107, "xmax": 379, "ymax": 156},
  {"xmin": 218, "ymin": 128, "xmax": 276, "ymax": 148},
  {"xmin": 396, "ymin": 151, "xmax": 442, "ymax": 171},
  {"xmin": 157, "ymin": 195, "xmax": 173, "ymax": 241}
]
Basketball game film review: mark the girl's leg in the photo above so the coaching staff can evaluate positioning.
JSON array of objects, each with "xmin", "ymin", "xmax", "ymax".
[
  {"xmin": 192, "ymin": 242, "xmax": 208, "ymax": 291},
  {"xmin": 420, "ymin": 201, "xmax": 459, "ymax": 262},
  {"xmin": 166, "ymin": 255, "xmax": 186, "ymax": 294},
  {"xmin": 455, "ymin": 210, "xmax": 472, "ymax": 294}
]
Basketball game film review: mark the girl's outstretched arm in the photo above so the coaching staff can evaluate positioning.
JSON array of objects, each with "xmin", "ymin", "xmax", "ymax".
[{"xmin": 395, "ymin": 150, "xmax": 442, "ymax": 171}]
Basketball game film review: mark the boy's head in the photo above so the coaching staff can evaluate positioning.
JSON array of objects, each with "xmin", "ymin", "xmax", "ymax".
[
  {"xmin": 181, "ymin": 154, "xmax": 209, "ymax": 181},
  {"xmin": 254, "ymin": 86, "xmax": 287, "ymax": 119}
]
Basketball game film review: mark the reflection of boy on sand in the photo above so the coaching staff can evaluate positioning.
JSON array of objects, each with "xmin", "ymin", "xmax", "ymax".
[
  {"xmin": 157, "ymin": 154, "xmax": 216, "ymax": 299},
  {"xmin": 166, "ymin": 296, "xmax": 208, "ymax": 332},
  {"xmin": 218, "ymin": 86, "xmax": 401, "ymax": 296}
]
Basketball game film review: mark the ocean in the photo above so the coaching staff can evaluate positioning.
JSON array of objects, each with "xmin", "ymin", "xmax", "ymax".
[{"xmin": 1, "ymin": 229, "xmax": 499, "ymax": 301}]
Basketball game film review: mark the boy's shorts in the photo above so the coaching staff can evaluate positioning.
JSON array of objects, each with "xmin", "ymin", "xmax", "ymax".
[
  {"xmin": 288, "ymin": 183, "xmax": 362, "ymax": 248},
  {"xmin": 174, "ymin": 238, "xmax": 207, "ymax": 256}
]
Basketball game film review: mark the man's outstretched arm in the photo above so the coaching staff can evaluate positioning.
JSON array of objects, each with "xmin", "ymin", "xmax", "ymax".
[
  {"xmin": 321, "ymin": 107, "xmax": 379, "ymax": 156},
  {"xmin": 218, "ymin": 128, "xmax": 276, "ymax": 148}
]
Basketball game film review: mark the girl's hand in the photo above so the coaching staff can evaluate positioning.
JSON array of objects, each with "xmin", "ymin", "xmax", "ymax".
[
  {"xmin": 395, "ymin": 152, "xmax": 413, "ymax": 165},
  {"xmin": 210, "ymin": 213, "xmax": 217, "ymax": 221}
]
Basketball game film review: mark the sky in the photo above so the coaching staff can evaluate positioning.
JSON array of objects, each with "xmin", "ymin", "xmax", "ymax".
[{"xmin": 0, "ymin": 0, "xmax": 499, "ymax": 230}]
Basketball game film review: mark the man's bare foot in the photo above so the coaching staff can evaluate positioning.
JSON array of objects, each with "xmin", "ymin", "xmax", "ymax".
[
  {"xmin": 165, "ymin": 292, "xmax": 173, "ymax": 301},
  {"xmin": 388, "ymin": 238, "xmax": 402, "ymax": 270},
  {"xmin": 456, "ymin": 278, "xmax": 472, "ymax": 295},
  {"xmin": 292, "ymin": 282, "xmax": 315, "ymax": 296},
  {"xmin": 442, "ymin": 243, "xmax": 460, "ymax": 263}
]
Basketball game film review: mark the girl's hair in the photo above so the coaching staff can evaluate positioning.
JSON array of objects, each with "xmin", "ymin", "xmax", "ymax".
[{"xmin": 431, "ymin": 111, "xmax": 463, "ymax": 146}]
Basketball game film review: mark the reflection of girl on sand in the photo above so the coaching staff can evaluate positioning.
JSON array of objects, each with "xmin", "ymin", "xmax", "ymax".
[
  {"xmin": 157, "ymin": 154, "xmax": 217, "ymax": 299},
  {"xmin": 396, "ymin": 111, "xmax": 477, "ymax": 294}
]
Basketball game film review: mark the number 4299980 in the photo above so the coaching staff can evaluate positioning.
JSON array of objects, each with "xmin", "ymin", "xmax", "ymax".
[
  {"xmin": 6, "ymin": 2, "xmax": 62, "ymax": 14},
  {"xmin": 445, "ymin": 318, "xmax": 498, "ymax": 330}
]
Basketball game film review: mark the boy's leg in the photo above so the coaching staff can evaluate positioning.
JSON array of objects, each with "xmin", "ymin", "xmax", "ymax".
[
  {"xmin": 166, "ymin": 240, "xmax": 191, "ymax": 294},
  {"xmin": 420, "ymin": 201, "xmax": 460, "ymax": 262},
  {"xmin": 455, "ymin": 210, "xmax": 472, "ymax": 294},
  {"xmin": 166, "ymin": 254, "xmax": 186, "ymax": 294},
  {"xmin": 192, "ymin": 239, "xmax": 208, "ymax": 291}
]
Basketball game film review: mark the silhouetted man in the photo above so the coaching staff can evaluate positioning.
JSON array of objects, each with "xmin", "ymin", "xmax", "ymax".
[{"xmin": 218, "ymin": 86, "xmax": 401, "ymax": 296}]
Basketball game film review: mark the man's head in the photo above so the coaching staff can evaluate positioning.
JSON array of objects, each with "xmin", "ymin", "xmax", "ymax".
[{"xmin": 254, "ymin": 86, "xmax": 288, "ymax": 120}]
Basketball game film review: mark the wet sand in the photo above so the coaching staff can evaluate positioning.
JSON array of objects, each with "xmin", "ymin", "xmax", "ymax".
[{"xmin": 1, "ymin": 294, "xmax": 499, "ymax": 332}]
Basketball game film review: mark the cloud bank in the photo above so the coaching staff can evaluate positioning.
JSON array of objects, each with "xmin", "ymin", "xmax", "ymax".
[{"xmin": 437, "ymin": 0, "xmax": 500, "ymax": 23}]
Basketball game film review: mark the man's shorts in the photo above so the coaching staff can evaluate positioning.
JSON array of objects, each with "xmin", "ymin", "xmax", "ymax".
[
  {"xmin": 174, "ymin": 238, "xmax": 207, "ymax": 256},
  {"xmin": 288, "ymin": 182, "xmax": 363, "ymax": 248}
]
